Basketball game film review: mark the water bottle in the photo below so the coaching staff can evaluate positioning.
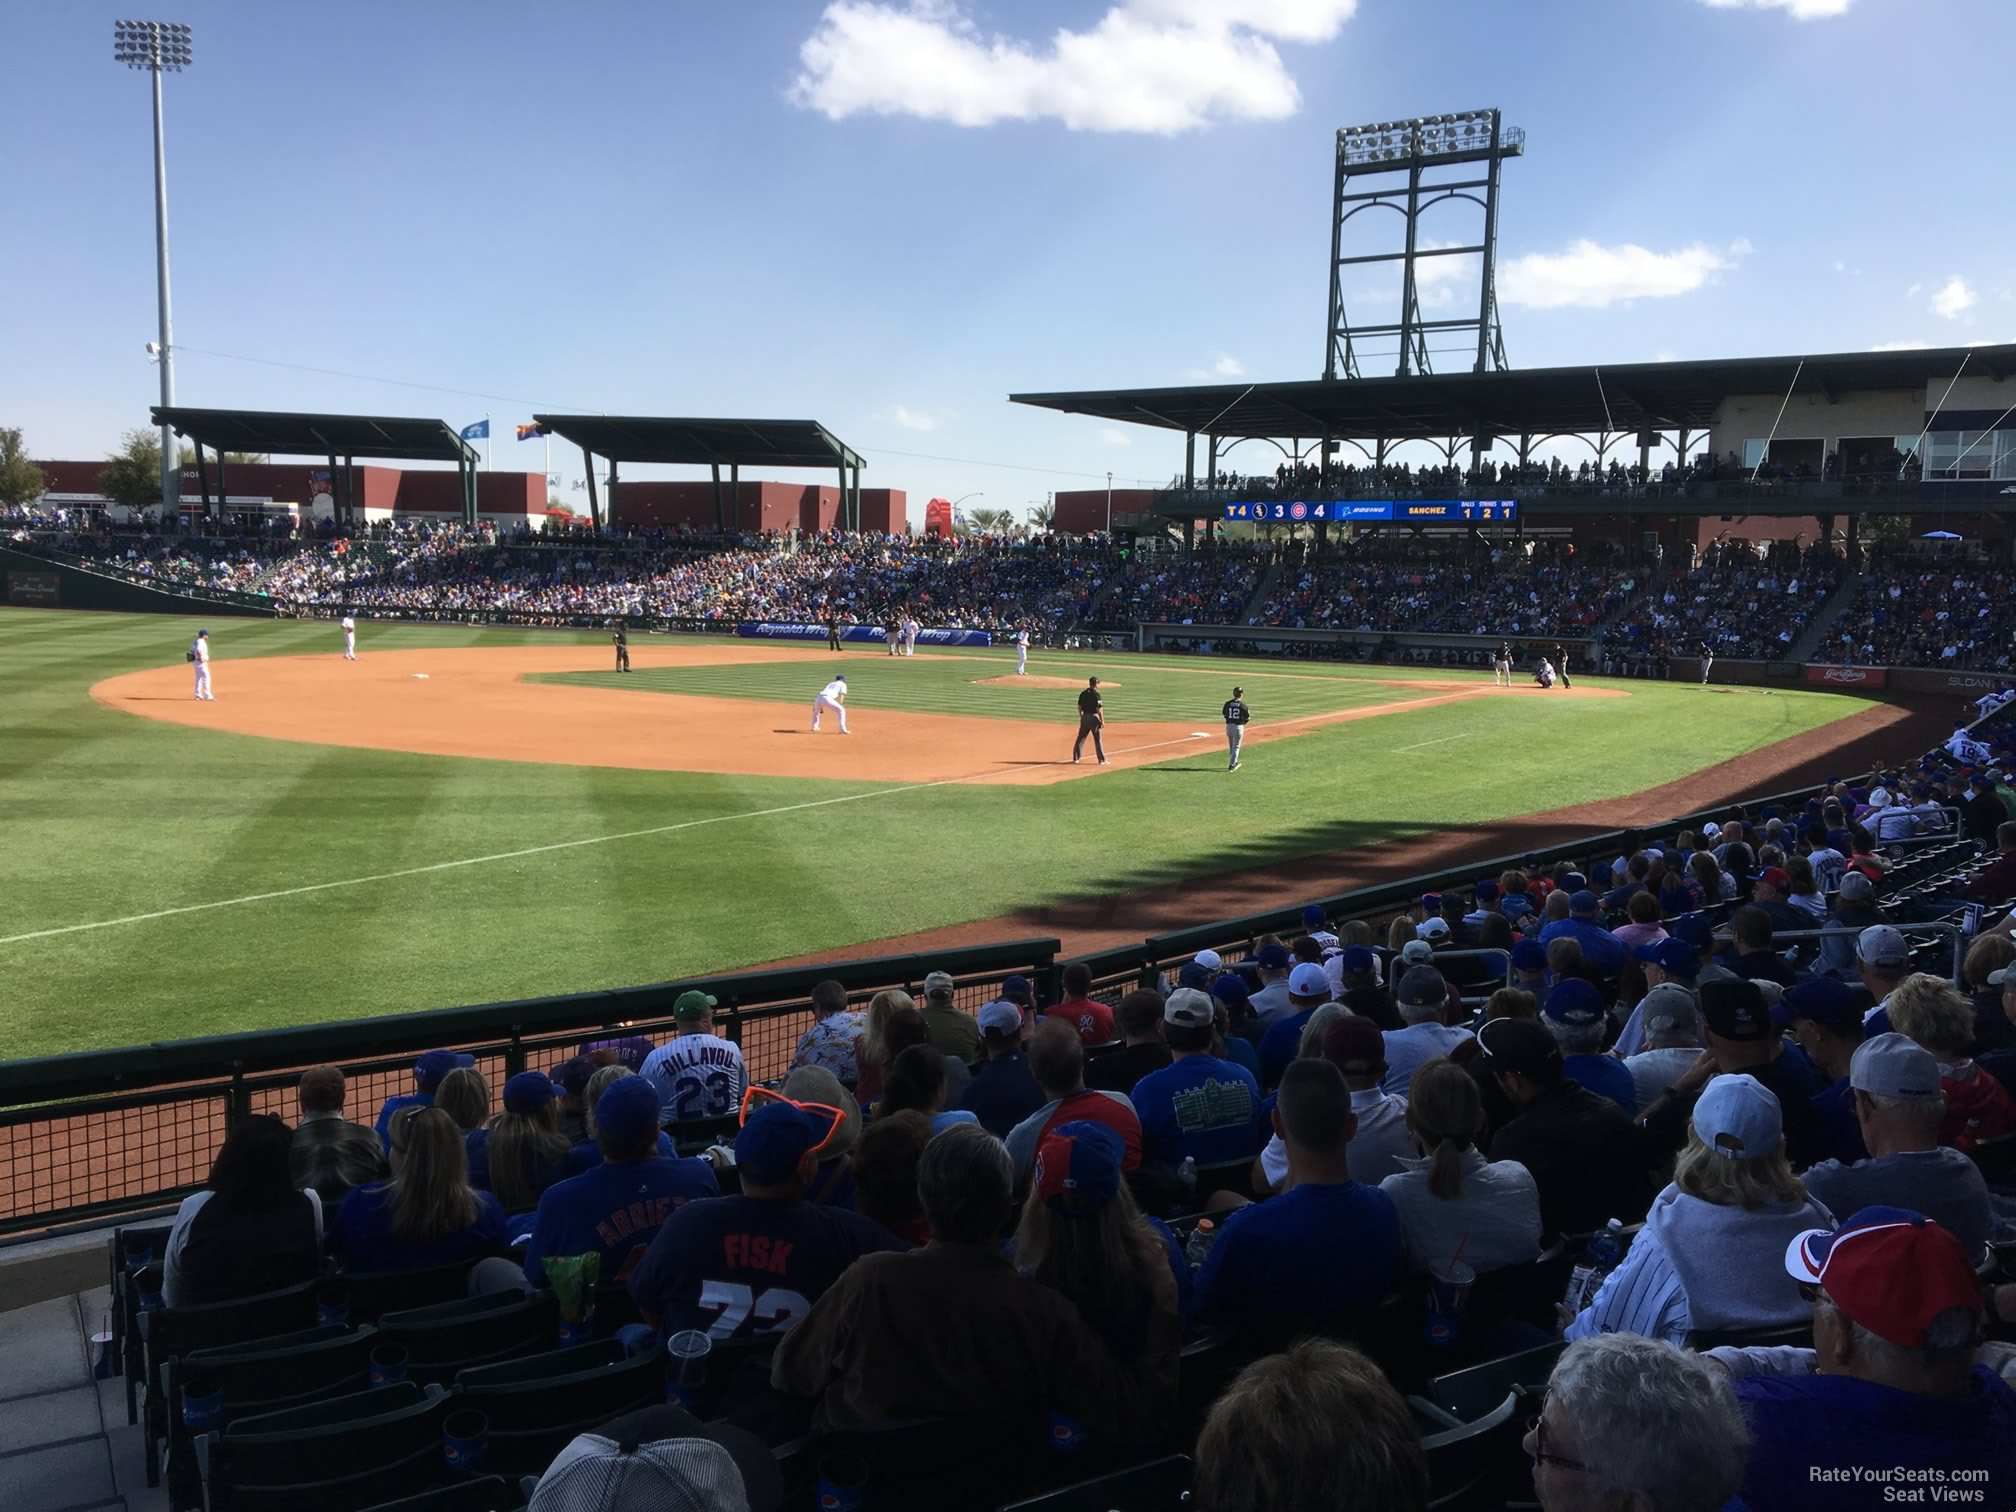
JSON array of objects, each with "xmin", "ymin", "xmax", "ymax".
[
  {"xmin": 1562, "ymin": 1217, "xmax": 1625, "ymax": 1314},
  {"xmin": 1184, "ymin": 1218, "xmax": 1217, "ymax": 1268},
  {"xmin": 1177, "ymin": 1156, "xmax": 1197, "ymax": 1197}
]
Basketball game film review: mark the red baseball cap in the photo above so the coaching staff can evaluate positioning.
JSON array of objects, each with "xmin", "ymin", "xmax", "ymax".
[
  {"xmin": 1784, "ymin": 1207, "xmax": 1981, "ymax": 1350},
  {"xmin": 1759, "ymin": 866, "xmax": 1792, "ymax": 890}
]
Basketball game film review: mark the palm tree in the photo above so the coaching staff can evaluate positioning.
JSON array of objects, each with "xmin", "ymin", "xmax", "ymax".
[
  {"xmin": 966, "ymin": 506, "xmax": 1016, "ymax": 533},
  {"xmin": 1027, "ymin": 502, "xmax": 1056, "ymax": 531}
]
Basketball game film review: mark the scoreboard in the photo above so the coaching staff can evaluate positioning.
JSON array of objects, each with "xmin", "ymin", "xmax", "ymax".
[{"xmin": 1222, "ymin": 499, "xmax": 1518, "ymax": 523}]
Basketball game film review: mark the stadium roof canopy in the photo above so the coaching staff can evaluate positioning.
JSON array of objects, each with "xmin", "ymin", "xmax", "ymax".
[
  {"xmin": 152, "ymin": 406, "xmax": 478, "ymax": 464},
  {"xmin": 1010, "ymin": 343, "xmax": 2016, "ymax": 443},
  {"xmin": 531, "ymin": 415, "xmax": 868, "ymax": 529}
]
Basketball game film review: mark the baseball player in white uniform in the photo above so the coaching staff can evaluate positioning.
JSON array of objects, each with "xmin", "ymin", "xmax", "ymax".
[
  {"xmin": 812, "ymin": 674, "xmax": 850, "ymax": 734},
  {"xmin": 190, "ymin": 629, "xmax": 213, "ymax": 700},
  {"xmin": 341, "ymin": 614, "xmax": 357, "ymax": 660},
  {"xmin": 902, "ymin": 615, "xmax": 919, "ymax": 656},
  {"xmin": 1015, "ymin": 625, "xmax": 1030, "ymax": 675}
]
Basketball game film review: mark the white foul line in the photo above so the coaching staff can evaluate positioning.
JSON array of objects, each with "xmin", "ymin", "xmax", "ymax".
[
  {"xmin": 0, "ymin": 729, "xmax": 1214, "ymax": 949},
  {"xmin": 1392, "ymin": 732, "xmax": 1473, "ymax": 753}
]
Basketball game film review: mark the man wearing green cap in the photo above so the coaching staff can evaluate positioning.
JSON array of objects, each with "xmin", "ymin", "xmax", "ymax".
[{"xmin": 641, "ymin": 990, "xmax": 748, "ymax": 1125}]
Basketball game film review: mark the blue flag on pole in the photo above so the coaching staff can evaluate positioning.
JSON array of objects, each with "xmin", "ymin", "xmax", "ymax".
[{"xmin": 460, "ymin": 420, "xmax": 489, "ymax": 440}]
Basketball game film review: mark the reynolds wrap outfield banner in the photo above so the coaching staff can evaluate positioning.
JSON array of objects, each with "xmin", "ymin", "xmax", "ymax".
[{"xmin": 737, "ymin": 622, "xmax": 993, "ymax": 647}]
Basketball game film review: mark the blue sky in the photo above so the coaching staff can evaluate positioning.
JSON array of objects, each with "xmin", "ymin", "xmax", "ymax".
[{"xmin": 4, "ymin": 0, "xmax": 2010, "ymax": 523}]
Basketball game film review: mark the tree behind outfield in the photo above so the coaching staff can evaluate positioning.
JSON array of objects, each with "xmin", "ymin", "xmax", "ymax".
[
  {"xmin": 100, "ymin": 429, "xmax": 164, "ymax": 506},
  {"xmin": 0, "ymin": 427, "xmax": 46, "ymax": 510}
]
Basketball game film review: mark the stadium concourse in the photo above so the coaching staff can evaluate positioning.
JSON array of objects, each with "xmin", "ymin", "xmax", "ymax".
[
  {"xmin": 7, "ymin": 507, "xmax": 2016, "ymax": 674},
  {"xmin": 7, "ymin": 698, "xmax": 2016, "ymax": 1509}
]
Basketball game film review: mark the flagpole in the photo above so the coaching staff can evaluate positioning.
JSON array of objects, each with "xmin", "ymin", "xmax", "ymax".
[{"xmin": 485, "ymin": 412, "xmax": 491, "ymax": 472}]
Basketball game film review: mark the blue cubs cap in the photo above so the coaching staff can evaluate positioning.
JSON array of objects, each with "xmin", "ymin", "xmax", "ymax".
[
  {"xmin": 1511, "ymin": 939, "xmax": 1548, "ymax": 971},
  {"xmin": 1420, "ymin": 892, "xmax": 1442, "ymax": 911},
  {"xmin": 554, "ymin": 1055, "xmax": 597, "ymax": 1099},
  {"xmin": 1774, "ymin": 976, "xmax": 1860, "ymax": 1032},
  {"xmin": 835, "ymin": 674, "xmax": 845, "ymax": 681},
  {"xmin": 1338, "ymin": 945, "xmax": 1376, "ymax": 974},
  {"xmin": 1001, "ymin": 974, "xmax": 1032, "ymax": 1003},
  {"xmin": 1760, "ymin": 804, "xmax": 1780, "ymax": 820},
  {"xmin": 1301, "ymin": 904, "xmax": 1327, "ymax": 929},
  {"xmin": 593, "ymin": 1076, "xmax": 662, "ymax": 1142},
  {"xmin": 503, "ymin": 1070, "xmax": 557, "ymax": 1115},
  {"xmin": 1475, "ymin": 879, "xmax": 1501, "ymax": 900},
  {"xmin": 1177, "ymin": 961, "xmax": 1213, "ymax": 989},
  {"xmin": 1254, "ymin": 943, "xmax": 1291, "ymax": 970},
  {"xmin": 1636, "ymin": 938, "xmax": 1701, "ymax": 978},
  {"xmin": 734, "ymin": 1100, "xmax": 841, "ymax": 1183},
  {"xmin": 1542, "ymin": 978, "xmax": 1607, "ymax": 1027},
  {"xmin": 1568, "ymin": 890, "xmax": 1600, "ymax": 914},
  {"xmin": 1209, "ymin": 974, "xmax": 1250, "ymax": 1005},
  {"xmin": 1670, "ymin": 915, "xmax": 1716, "ymax": 951},
  {"xmin": 1033, "ymin": 1120, "xmax": 1124, "ymax": 1213},
  {"xmin": 1561, "ymin": 872, "xmax": 1588, "ymax": 892},
  {"xmin": 414, "ymin": 1049, "xmax": 476, "ymax": 1090}
]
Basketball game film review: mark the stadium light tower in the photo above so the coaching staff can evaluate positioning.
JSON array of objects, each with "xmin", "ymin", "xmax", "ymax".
[{"xmin": 113, "ymin": 19, "xmax": 192, "ymax": 513}]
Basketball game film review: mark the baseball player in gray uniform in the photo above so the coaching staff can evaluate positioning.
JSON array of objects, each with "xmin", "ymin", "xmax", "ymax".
[
  {"xmin": 190, "ymin": 629, "xmax": 213, "ymax": 700},
  {"xmin": 1222, "ymin": 686, "xmax": 1250, "ymax": 771}
]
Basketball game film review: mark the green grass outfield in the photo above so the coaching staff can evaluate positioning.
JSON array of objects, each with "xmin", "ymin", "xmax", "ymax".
[{"xmin": 0, "ymin": 608, "xmax": 1874, "ymax": 1058}]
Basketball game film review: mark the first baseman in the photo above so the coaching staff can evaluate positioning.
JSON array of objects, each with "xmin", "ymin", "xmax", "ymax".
[
  {"xmin": 341, "ymin": 614, "xmax": 357, "ymax": 660},
  {"xmin": 813, "ymin": 674, "xmax": 850, "ymax": 734},
  {"xmin": 1015, "ymin": 625, "xmax": 1031, "ymax": 675},
  {"xmin": 1222, "ymin": 685, "xmax": 1250, "ymax": 771},
  {"xmin": 190, "ymin": 628, "xmax": 213, "ymax": 700}
]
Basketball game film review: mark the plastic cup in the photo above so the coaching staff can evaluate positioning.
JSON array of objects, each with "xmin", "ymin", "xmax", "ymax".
[
  {"xmin": 663, "ymin": 1328, "xmax": 711, "ymax": 1407},
  {"xmin": 556, "ymin": 1318, "xmax": 591, "ymax": 1347},
  {"xmin": 369, "ymin": 1342, "xmax": 409, "ymax": 1389},
  {"xmin": 443, "ymin": 1408, "xmax": 489, "ymax": 1473},
  {"xmin": 91, "ymin": 1331, "xmax": 117, "ymax": 1381},
  {"xmin": 1427, "ymin": 1259, "xmax": 1475, "ymax": 1318},
  {"xmin": 1047, "ymin": 1410, "xmax": 1090, "ymax": 1453},
  {"xmin": 816, "ymin": 1450, "xmax": 869, "ymax": 1512},
  {"xmin": 181, "ymin": 1370, "xmax": 225, "ymax": 1429},
  {"xmin": 315, "ymin": 1286, "xmax": 350, "ymax": 1328}
]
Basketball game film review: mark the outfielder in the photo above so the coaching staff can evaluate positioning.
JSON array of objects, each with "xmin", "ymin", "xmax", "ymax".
[
  {"xmin": 812, "ymin": 674, "xmax": 850, "ymax": 734},
  {"xmin": 341, "ymin": 614, "xmax": 357, "ymax": 660},
  {"xmin": 189, "ymin": 628, "xmax": 213, "ymax": 700},
  {"xmin": 1493, "ymin": 641, "xmax": 1512, "ymax": 688},
  {"xmin": 1222, "ymin": 685, "xmax": 1250, "ymax": 771},
  {"xmin": 1015, "ymin": 625, "xmax": 1030, "ymax": 675}
]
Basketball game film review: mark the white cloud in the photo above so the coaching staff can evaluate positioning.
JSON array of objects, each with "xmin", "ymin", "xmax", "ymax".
[
  {"xmin": 1412, "ymin": 238, "xmax": 1479, "ymax": 310},
  {"xmin": 1870, "ymin": 340, "xmax": 1932, "ymax": 351},
  {"xmin": 1727, "ymin": 237, "xmax": 1755, "ymax": 257},
  {"xmin": 1832, "ymin": 259, "xmax": 1847, "ymax": 273},
  {"xmin": 1931, "ymin": 275, "xmax": 1977, "ymax": 320},
  {"xmin": 1097, "ymin": 427, "xmax": 1132, "ymax": 447},
  {"xmin": 1182, "ymin": 352, "xmax": 1248, "ymax": 380},
  {"xmin": 790, "ymin": 0, "xmax": 1357, "ymax": 133},
  {"xmin": 1699, "ymin": 0, "xmax": 1853, "ymax": 18},
  {"xmin": 1905, "ymin": 282, "xmax": 1923, "ymax": 298},
  {"xmin": 889, "ymin": 404, "xmax": 939, "ymax": 431},
  {"xmin": 1498, "ymin": 240, "xmax": 1734, "ymax": 310}
]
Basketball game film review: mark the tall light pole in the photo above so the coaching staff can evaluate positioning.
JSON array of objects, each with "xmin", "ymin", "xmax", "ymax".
[
  {"xmin": 114, "ymin": 20, "xmax": 192, "ymax": 515},
  {"xmin": 1106, "ymin": 471, "xmax": 1113, "ymax": 534}
]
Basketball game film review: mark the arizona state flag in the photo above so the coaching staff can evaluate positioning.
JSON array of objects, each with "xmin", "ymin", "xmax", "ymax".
[{"xmin": 516, "ymin": 423, "xmax": 549, "ymax": 442}]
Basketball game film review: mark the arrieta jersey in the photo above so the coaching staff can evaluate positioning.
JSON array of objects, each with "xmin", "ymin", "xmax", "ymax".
[
  {"xmin": 626, "ymin": 1194, "xmax": 908, "ymax": 1340},
  {"xmin": 1222, "ymin": 698, "xmax": 1250, "ymax": 724},
  {"xmin": 640, "ymin": 1034, "xmax": 748, "ymax": 1123},
  {"xmin": 819, "ymin": 679, "xmax": 847, "ymax": 701}
]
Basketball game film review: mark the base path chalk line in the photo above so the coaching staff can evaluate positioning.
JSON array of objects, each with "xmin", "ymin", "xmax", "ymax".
[
  {"xmin": 0, "ymin": 729, "xmax": 1215, "ymax": 950},
  {"xmin": 1393, "ymin": 732, "xmax": 1475, "ymax": 753}
]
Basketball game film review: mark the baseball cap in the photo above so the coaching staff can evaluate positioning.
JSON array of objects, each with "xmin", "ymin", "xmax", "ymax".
[
  {"xmin": 1420, "ymin": 892, "xmax": 1442, "ymax": 912},
  {"xmin": 1396, "ymin": 965, "xmax": 1447, "ymax": 1008},
  {"xmin": 593, "ymin": 1077, "xmax": 663, "ymax": 1143},
  {"xmin": 1400, "ymin": 938, "xmax": 1436, "ymax": 965},
  {"xmin": 1033, "ymin": 1120, "xmax": 1124, "ymax": 1213},
  {"xmin": 1561, "ymin": 872, "xmax": 1588, "ymax": 892},
  {"xmin": 1177, "ymin": 961, "xmax": 1213, "ymax": 989},
  {"xmin": 672, "ymin": 989, "xmax": 717, "ymax": 1021},
  {"xmin": 1542, "ymin": 978, "xmax": 1607, "ymax": 1028},
  {"xmin": 1476, "ymin": 1017, "xmax": 1563, "ymax": 1078},
  {"xmin": 555, "ymin": 1055, "xmax": 598, "ymax": 1100},
  {"xmin": 1669, "ymin": 915, "xmax": 1716, "ymax": 951},
  {"xmin": 1511, "ymin": 939, "xmax": 1548, "ymax": 972},
  {"xmin": 734, "ymin": 1100, "xmax": 843, "ymax": 1184},
  {"xmin": 1288, "ymin": 962, "xmax": 1331, "ymax": 999},
  {"xmin": 529, "ymin": 1409, "xmax": 783, "ymax": 1512},
  {"xmin": 503, "ymin": 1070, "xmax": 558, "ymax": 1115},
  {"xmin": 1868, "ymin": 787, "xmax": 1891, "ymax": 807},
  {"xmin": 1165, "ymin": 987, "xmax": 1216, "ymax": 1028},
  {"xmin": 414, "ymin": 1049, "xmax": 476, "ymax": 1090},
  {"xmin": 1474, "ymin": 879, "xmax": 1501, "ymax": 901},
  {"xmin": 1856, "ymin": 924, "xmax": 1911, "ymax": 971},
  {"xmin": 1700, "ymin": 822, "xmax": 1721, "ymax": 839},
  {"xmin": 1209, "ymin": 975, "xmax": 1250, "ymax": 1007},
  {"xmin": 1692, "ymin": 1073, "xmax": 1782, "ymax": 1159},
  {"xmin": 1773, "ymin": 977, "xmax": 1859, "ymax": 1032},
  {"xmin": 1991, "ymin": 966, "xmax": 2013, "ymax": 988},
  {"xmin": 1417, "ymin": 916, "xmax": 1451, "ymax": 940},
  {"xmin": 1700, "ymin": 978, "xmax": 1772, "ymax": 1042},
  {"xmin": 1319, "ymin": 1016, "xmax": 1387, "ymax": 1076},
  {"xmin": 1635, "ymin": 938, "xmax": 1701, "ymax": 978},
  {"xmin": 1000, "ymin": 974, "xmax": 1032, "ymax": 1003},
  {"xmin": 1253, "ymin": 944, "xmax": 1290, "ymax": 970},
  {"xmin": 978, "ymin": 1000, "xmax": 1023, "ymax": 1037},
  {"xmin": 1784, "ymin": 1207, "xmax": 1982, "ymax": 1351},
  {"xmin": 1568, "ymin": 890, "xmax": 1599, "ymax": 915},
  {"xmin": 1759, "ymin": 866, "xmax": 1792, "ymax": 891},
  {"xmin": 1641, "ymin": 982, "xmax": 1699, "ymax": 1036},
  {"xmin": 1338, "ymin": 944, "xmax": 1376, "ymax": 975},
  {"xmin": 1837, "ymin": 871, "xmax": 1875, "ymax": 903},
  {"xmin": 1849, "ymin": 1033, "xmax": 1944, "ymax": 1101},
  {"xmin": 1193, "ymin": 949, "xmax": 1224, "ymax": 970},
  {"xmin": 834, "ymin": 673, "xmax": 845, "ymax": 682},
  {"xmin": 923, "ymin": 970, "xmax": 956, "ymax": 996},
  {"xmin": 1826, "ymin": 828, "xmax": 1853, "ymax": 853},
  {"xmin": 1301, "ymin": 905, "xmax": 1327, "ymax": 930}
]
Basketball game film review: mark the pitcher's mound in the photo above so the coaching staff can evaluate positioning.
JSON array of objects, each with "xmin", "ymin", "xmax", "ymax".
[{"xmin": 973, "ymin": 675, "xmax": 1122, "ymax": 690}]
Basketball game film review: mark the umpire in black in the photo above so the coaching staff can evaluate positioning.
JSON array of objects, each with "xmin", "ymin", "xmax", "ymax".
[
  {"xmin": 1072, "ymin": 677, "xmax": 1107, "ymax": 765},
  {"xmin": 1223, "ymin": 685, "xmax": 1250, "ymax": 771},
  {"xmin": 1551, "ymin": 641, "xmax": 1573, "ymax": 688},
  {"xmin": 612, "ymin": 621, "xmax": 630, "ymax": 672}
]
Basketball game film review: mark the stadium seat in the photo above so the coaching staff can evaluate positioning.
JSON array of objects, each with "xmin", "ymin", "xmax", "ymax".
[
  {"xmin": 666, "ymin": 1112, "xmax": 741, "ymax": 1155},
  {"xmin": 796, "ymin": 1409, "xmax": 1049, "ymax": 1512},
  {"xmin": 1189, "ymin": 1158, "xmax": 1256, "ymax": 1204},
  {"xmin": 139, "ymin": 1277, "xmax": 320, "ymax": 1486},
  {"xmin": 453, "ymin": 1338, "xmax": 663, "ymax": 1473},
  {"xmin": 1427, "ymin": 1339, "xmax": 1565, "ymax": 1424},
  {"xmin": 378, "ymin": 1289, "xmax": 561, "ymax": 1386},
  {"xmin": 203, "ymin": 1381, "xmax": 458, "ymax": 1512},
  {"xmin": 359, "ymin": 1477, "xmax": 529, "ymax": 1512},
  {"xmin": 996, "ymin": 1453, "xmax": 1194, "ymax": 1511},
  {"xmin": 1419, "ymin": 1390, "xmax": 1524, "ymax": 1512},
  {"xmin": 109, "ymin": 1222, "xmax": 173, "ymax": 1409},
  {"xmin": 590, "ymin": 1279, "xmax": 644, "ymax": 1337},
  {"xmin": 338, "ymin": 1259, "xmax": 488, "ymax": 1322},
  {"xmin": 163, "ymin": 1323, "xmax": 379, "ymax": 1510}
]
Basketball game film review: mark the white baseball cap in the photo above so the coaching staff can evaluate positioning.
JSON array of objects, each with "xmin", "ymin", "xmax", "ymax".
[
  {"xmin": 977, "ymin": 1000, "xmax": 1023, "ymax": 1037},
  {"xmin": 1417, "ymin": 916, "xmax": 1451, "ymax": 940},
  {"xmin": 1850, "ymin": 1033, "xmax": 1944, "ymax": 1101},
  {"xmin": 529, "ymin": 1413, "xmax": 783, "ymax": 1512},
  {"xmin": 1164, "ymin": 988, "xmax": 1215, "ymax": 1028},
  {"xmin": 1192, "ymin": 949, "xmax": 1223, "ymax": 970},
  {"xmin": 1693, "ymin": 1073, "xmax": 1782, "ymax": 1160},
  {"xmin": 1855, "ymin": 925, "xmax": 1911, "ymax": 971},
  {"xmin": 1288, "ymin": 963, "xmax": 1331, "ymax": 1000}
]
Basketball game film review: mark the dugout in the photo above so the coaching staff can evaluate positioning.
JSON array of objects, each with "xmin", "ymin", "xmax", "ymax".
[
  {"xmin": 532, "ymin": 415, "xmax": 872, "ymax": 532},
  {"xmin": 153, "ymin": 406, "xmax": 482, "ymax": 526}
]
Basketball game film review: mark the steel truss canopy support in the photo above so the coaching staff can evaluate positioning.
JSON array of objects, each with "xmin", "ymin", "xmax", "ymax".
[{"xmin": 1326, "ymin": 108, "xmax": 1524, "ymax": 382}]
